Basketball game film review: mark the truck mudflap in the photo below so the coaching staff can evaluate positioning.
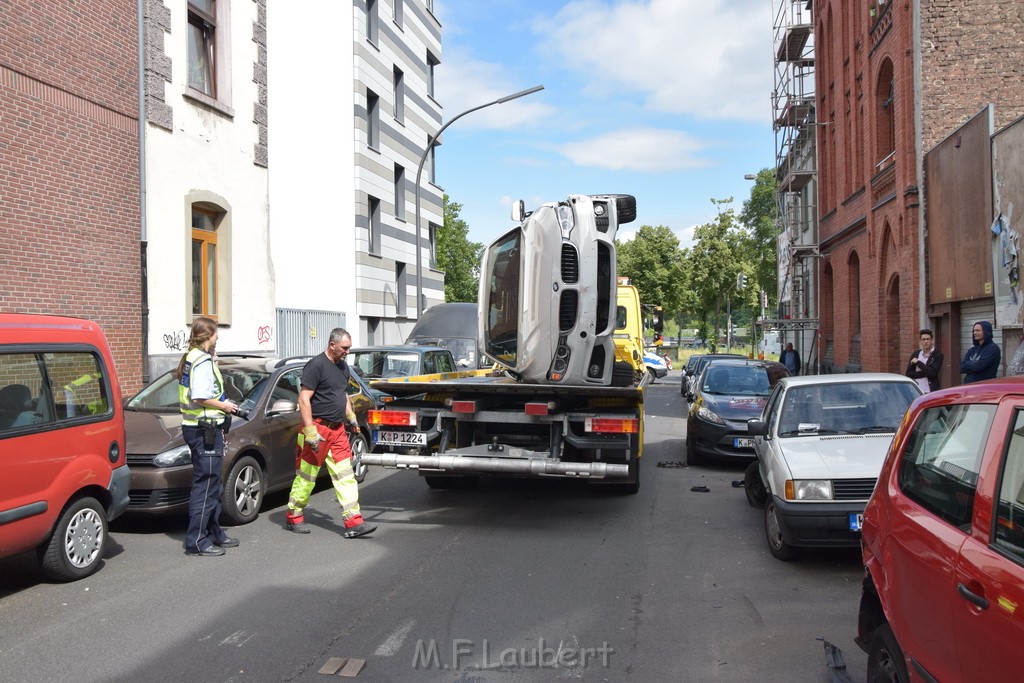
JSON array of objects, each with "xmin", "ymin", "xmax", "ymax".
[{"xmin": 360, "ymin": 452, "xmax": 630, "ymax": 479}]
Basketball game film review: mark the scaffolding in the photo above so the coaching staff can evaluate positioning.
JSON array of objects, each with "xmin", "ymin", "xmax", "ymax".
[{"xmin": 767, "ymin": 0, "xmax": 820, "ymax": 372}]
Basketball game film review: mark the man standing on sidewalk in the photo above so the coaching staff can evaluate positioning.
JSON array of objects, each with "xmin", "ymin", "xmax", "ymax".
[{"xmin": 285, "ymin": 328, "xmax": 376, "ymax": 538}]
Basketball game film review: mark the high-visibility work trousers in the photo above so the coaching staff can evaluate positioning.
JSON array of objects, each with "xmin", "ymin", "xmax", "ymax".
[{"xmin": 286, "ymin": 421, "xmax": 365, "ymax": 529}]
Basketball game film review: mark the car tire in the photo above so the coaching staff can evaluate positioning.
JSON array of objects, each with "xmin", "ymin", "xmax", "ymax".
[
  {"xmin": 609, "ymin": 194, "xmax": 637, "ymax": 224},
  {"xmin": 349, "ymin": 431, "xmax": 369, "ymax": 484},
  {"xmin": 647, "ymin": 368, "xmax": 657, "ymax": 384},
  {"xmin": 38, "ymin": 496, "xmax": 107, "ymax": 582},
  {"xmin": 611, "ymin": 360, "xmax": 635, "ymax": 387},
  {"xmin": 866, "ymin": 624, "xmax": 909, "ymax": 683},
  {"xmin": 685, "ymin": 428, "xmax": 703, "ymax": 466},
  {"xmin": 764, "ymin": 497, "xmax": 796, "ymax": 561},
  {"xmin": 744, "ymin": 461, "xmax": 768, "ymax": 508},
  {"xmin": 222, "ymin": 455, "xmax": 266, "ymax": 525},
  {"xmin": 424, "ymin": 475, "xmax": 480, "ymax": 489}
]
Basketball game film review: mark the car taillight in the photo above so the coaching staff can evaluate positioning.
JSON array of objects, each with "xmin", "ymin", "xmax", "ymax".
[
  {"xmin": 585, "ymin": 417, "xmax": 639, "ymax": 434},
  {"xmin": 368, "ymin": 409, "xmax": 417, "ymax": 426}
]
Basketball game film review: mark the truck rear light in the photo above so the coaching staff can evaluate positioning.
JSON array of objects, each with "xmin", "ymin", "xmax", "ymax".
[
  {"xmin": 368, "ymin": 409, "xmax": 417, "ymax": 426},
  {"xmin": 585, "ymin": 417, "xmax": 638, "ymax": 433},
  {"xmin": 450, "ymin": 400, "xmax": 476, "ymax": 414},
  {"xmin": 525, "ymin": 402, "xmax": 555, "ymax": 416}
]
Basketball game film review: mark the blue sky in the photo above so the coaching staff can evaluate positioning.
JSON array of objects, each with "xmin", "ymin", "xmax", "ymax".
[{"xmin": 432, "ymin": 0, "xmax": 777, "ymax": 249}]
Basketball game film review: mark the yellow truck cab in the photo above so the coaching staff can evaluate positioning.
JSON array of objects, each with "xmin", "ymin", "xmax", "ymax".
[{"xmin": 613, "ymin": 279, "xmax": 646, "ymax": 383}]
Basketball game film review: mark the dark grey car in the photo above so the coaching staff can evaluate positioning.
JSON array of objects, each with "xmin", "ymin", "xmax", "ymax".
[{"xmin": 125, "ymin": 355, "xmax": 378, "ymax": 525}]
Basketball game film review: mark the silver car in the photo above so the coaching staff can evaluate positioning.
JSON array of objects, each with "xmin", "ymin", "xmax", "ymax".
[{"xmin": 745, "ymin": 373, "xmax": 921, "ymax": 560}]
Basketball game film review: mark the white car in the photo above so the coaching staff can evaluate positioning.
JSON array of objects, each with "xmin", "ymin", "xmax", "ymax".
[{"xmin": 744, "ymin": 373, "xmax": 921, "ymax": 560}]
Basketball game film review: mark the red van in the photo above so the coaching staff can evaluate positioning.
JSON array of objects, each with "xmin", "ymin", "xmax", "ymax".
[
  {"xmin": 0, "ymin": 314, "xmax": 129, "ymax": 581},
  {"xmin": 858, "ymin": 378, "xmax": 1024, "ymax": 681}
]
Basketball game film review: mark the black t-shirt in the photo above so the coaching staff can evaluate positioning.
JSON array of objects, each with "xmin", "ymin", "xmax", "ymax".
[{"xmin": 301, "ymin": 353, "xmax": 352, "ymax": 422}]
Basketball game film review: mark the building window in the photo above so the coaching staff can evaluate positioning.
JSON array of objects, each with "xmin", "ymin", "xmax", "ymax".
[
  {"xmin": 393, "ymin": 66, "xmax": 405, "ymax": 123},
  {"xmin": 427, "ymin": 135, "xmax": 437, "ymax": 184},
  {"xmin": 427, "ymin": 51, "xmax": 439, "ymax": 99},
  {"xmin": 428, "ymin": 223, "xmax": 438, "ymax": 269},
  {"xmin": 396, "ymin": 263, "xmax": 407, "ymax": 316},
  {"xmin": 393, "ymin": 0, "xmax": 403, "ymax": 28},
  {"xmin": 367, "ymin": 90, "xmax": 380, "ymax": 150},
  {"xmin": 849, "ymin": 251, "xmax": 861, "ymax": 335},
  {"xmin": 369, "ymin": 195, "xmax": 381, "ymax": 255},
  {"xmin": 187, "ymin": 1, "xmax": 217, "ymax": 97},
  {"xmin": 366, "ymin": 0, "xmax": 379, "ymax": 45},
  {"xmin": 394, "ymin": 164, "xmax": 405, "ymax": 221},
  {"xmin": 876, "ymin": 59, "xmax": 896, "ymax": 164},
  {"xmin": 192, "ymin": 206, "xmax": 221, "ymax": 318},
  {"xmin": 366, "ymin": 317, "xmax": 380, "ymax": 345}
]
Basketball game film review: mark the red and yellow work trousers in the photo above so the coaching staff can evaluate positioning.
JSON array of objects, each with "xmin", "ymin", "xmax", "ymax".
[{"xmin": 286, "ymin": 420, "xmax": 365, "ymax": 529}]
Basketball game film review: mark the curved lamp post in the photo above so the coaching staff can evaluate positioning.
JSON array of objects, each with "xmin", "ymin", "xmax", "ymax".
[{"xmin": 413, "ymin": 84, "xmax": 545, "ymax": 316}]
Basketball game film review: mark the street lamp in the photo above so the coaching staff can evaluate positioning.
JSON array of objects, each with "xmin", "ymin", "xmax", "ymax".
[{"xmin": 413, "ymin": 85, "xmax": 545, "ymax": 316}]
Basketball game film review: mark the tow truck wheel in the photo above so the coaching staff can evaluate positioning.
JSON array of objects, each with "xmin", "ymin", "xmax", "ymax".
[{"xmin": 424, "ymin": 475, "xmax": 480, "ymax": 489}]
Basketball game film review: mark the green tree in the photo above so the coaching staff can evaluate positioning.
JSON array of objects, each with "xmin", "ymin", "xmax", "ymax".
[
  {"xmin": 739, "ymin": 168, "xmax": 778, "ymax": 315},
  {"xmin": 616, "ymin": 225, "xmax": 687, "ymax": 312},
  {"xmin": 437, "ymin": 195, "xmax": 484, "ymax": 302}
]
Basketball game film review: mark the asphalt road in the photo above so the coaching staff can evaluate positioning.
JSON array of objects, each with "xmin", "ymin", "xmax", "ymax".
[{"xmin": 0, "ymin": 371, "xmax": 867, "ymax": 682}]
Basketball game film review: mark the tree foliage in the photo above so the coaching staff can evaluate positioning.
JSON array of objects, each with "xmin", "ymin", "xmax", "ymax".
[
  {"xmin": 437, "ymin": 195, "xmax": 484, "ymax": 302},
  {"xmin": 739, "ymin": 168, "xmax": 778, "ymax": 312},
  {"xmin": 616, "ymin": 225, "xmax": 687, "ymax": 311}
]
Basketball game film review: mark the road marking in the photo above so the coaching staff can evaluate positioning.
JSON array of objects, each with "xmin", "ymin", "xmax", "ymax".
[
  {"xmin": 219, "ymin": 629, "xmax": 255, "ymax": 647},
  {"xmin": 374, "ymin": 618, "xmax": 416, "ymax": 656}
]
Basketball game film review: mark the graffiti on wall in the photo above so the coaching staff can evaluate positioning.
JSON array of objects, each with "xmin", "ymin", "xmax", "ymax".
[
  {"xmin": 258, "ymin": 325, "xmax": 273, "ymax": 345},
  {"xmin": 163, "ymin": 329, "xmax": 189, "ymax": 351}
]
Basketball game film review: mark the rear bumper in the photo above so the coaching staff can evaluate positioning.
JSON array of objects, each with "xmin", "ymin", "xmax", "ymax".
[{"xmin": 771, "ymin": 495, "xmax": 866, "ymax": 548}]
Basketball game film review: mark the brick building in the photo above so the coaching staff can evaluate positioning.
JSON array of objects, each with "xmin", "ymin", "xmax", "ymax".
[
  {"xmin": 812, "ymin": 0, "xmax": 1024, "ymax": 385},
  {"xmin": 0, "ymin": 2, "xmax": 143, "ymax": 389}
]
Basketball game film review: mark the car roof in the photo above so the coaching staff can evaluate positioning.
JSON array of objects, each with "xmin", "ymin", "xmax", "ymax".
[
  {"xmin": 917, "ymin": 376, "xmax": 1024, "ymax": 402},
  {"xmin": 706, "ymin": 359, "xmax": 787, "ymax": 370},
  {"xmin": 777, "ymin": 372, "xmax": 918, "ymax": 387},
  {"xmin": 350, "ymin": 345, "xmax": 451, "ymax": 354}
]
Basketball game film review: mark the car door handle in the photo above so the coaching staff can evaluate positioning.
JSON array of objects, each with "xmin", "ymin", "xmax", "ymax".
[{"xmin": 957, "ymin": 582, "xmax": 989, "ymax": 609}]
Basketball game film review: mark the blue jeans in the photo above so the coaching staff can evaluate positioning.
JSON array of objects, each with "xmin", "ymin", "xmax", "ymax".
[{"xmin": 182, "ymin": 425, "xmax": 228, "ymax": 552}]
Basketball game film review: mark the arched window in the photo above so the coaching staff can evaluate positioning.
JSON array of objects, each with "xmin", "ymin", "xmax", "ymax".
[
  {"xmin": 876, "ymin": 59, "xmax": 895, "ymax": 163},
  {"xmin": 849, "ymin": 251, "xmax": 861, "ymax": 334}
]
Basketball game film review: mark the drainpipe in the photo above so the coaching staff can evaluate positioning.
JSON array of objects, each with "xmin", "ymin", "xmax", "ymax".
[
  {"xmin": 913, "ymin": 0, "xmax": 925, "ymax": 332},
  {"xmin": 138, "ymin": 0, "xmax": 150, "ymax": 384}
]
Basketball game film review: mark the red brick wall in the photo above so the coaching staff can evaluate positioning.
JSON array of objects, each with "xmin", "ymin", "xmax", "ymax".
[{"xmin": 0, "ymin": 2, "xmax": 143, "ymax": 391}]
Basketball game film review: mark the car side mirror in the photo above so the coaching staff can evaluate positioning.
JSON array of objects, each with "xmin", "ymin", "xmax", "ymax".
[
  {"xmin": 266, "ymin": 399, "xmax": 297, "ymax": 417},
  {"xmin": 747, "ymin": 419, "xmax": 768, "ymax": 436},
  {"xmin": 511, "ymin": 199, "xmax": 526, "ymax": 222}
]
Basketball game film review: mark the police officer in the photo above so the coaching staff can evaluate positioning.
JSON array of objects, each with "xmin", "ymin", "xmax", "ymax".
[{"xmin": 177, "ymin": 316, "xmax": 238, "ymax": 556}]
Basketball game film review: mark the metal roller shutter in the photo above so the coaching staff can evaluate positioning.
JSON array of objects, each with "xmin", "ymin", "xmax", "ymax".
[{"xmin": 959, "ymin": 299, "xmax": 1001, "ymax": 378}]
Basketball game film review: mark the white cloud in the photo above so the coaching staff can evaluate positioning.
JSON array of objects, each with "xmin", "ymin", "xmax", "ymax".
[
  {"xmin": 537, "ymin": 0, "xmax": 773, "ymax": 122},
  {"xmin": 557, "ymin": 127, "xmax": 710, "ymax": 171},
  {"xmin": 435, "ymin": 49, "xmax": 556, "ymax": 130}
]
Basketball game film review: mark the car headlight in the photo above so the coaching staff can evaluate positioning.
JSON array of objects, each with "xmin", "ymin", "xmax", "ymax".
[
  {"xmin": 788, "ymin": 480, "xmax": 833, "ymax": 501},
  {"xmin": 153, "ymin": 444, "xmax": 192, "ymax": 468},
  {"xmin": 557, "ymin": 205, "xmax": 574, "ymax": 233},
  {"xmin": 696, "ymin": 404, "xmax": 725, "ymax": 425}
]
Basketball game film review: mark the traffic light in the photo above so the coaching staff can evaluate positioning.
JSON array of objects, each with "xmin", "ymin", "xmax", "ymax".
[{"xmin": 737, "ymin": 274, "xmax": 748, "ymax": 290}]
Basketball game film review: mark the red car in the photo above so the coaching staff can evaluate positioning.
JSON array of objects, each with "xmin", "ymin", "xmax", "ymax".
[{"xmin": 858, "ymin": 378, "xmax": 1024, "ymax": 682}]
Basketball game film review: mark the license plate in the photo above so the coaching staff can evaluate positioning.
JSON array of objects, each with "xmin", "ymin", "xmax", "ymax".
[
  {"xmin": 849, "ymin": 513, "xmax": 863, "ymax": 532},
  {"xmin": 373, "ymin": 430, "xmax": 427, "ymax": 447},
  {"xmin": 733, "ymin": 437, "xmax": 754, "ymax": 449}
]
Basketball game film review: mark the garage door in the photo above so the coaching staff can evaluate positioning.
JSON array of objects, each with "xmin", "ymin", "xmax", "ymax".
[{"xmin": 959, "ymin": 299, "xmax": 1002, "ymax": 378}]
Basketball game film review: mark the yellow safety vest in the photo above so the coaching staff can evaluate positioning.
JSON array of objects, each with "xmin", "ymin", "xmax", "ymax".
[{"xmin": 178, "ymin": 347, "xmax": 226, "ymax": 426}]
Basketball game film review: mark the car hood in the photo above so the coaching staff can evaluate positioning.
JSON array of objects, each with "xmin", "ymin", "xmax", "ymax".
[
  {"xmin": 125, "ymin": 410, "xmax": 185, "ymax": 454},
  {"xmin": 776, "ymin": 433, "xmax": 895, "ymax": 479},
  {"xmin": 703, "ymin": 394, "xmax": 767, "ymax": 422}
]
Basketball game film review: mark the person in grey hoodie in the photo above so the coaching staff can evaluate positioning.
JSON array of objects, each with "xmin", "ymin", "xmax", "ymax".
[{"xmin": 959, "ymin": 320, "xmax": 1001, "ymax": 383}]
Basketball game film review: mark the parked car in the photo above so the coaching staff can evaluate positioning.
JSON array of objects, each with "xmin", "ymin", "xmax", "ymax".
[
  {"xmin": 405, "ymin": 302, "xmax": 487, "ymax": 368},
  {"xmin": 745, "ymin": 373, "xmax": 921, "ymax": 561},
  {"xmin": 125, "ymin": 355, "xmax": 377, "ymax": 525},
  {"xmin": 0, "ymin": 314, "xmax": 130, "ymax": 581},
  {"xmin": 686, "ymin": 359, "xmax": 789, "ymax": 466},
  {"xmin": 643, "ymin": 348, "xmax": 669, "ymax": 381},
  {"xmin": 857, "ymin": 377, "xmax": 1024, "ymax": 682},
  {"xmin": 349, "ymin": 345, "xmax": 456, "ymax": 380},
  {"xmin": 682, "ymin": 353, "xmax": 746, "ymax": 400}
]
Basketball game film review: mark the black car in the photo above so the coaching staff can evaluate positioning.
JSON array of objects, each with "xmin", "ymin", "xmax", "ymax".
[
  {"xmin": 685, "ymin": 359, "xmax": 789, "ymax": 466},
  {"xmin": 681, "ymin": 353, "xmax": 746, "ymax": 399}
]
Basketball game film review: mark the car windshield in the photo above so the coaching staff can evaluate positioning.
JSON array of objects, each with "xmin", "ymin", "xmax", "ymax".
[
  {"xmin": 127, "ymin": 366, "xmax": 269, "ymax": 412},
  {"xmin": 778, "ymin": 381, "xmax": 919, "ymax": 437},
  {"xmin": 702, "ymin": 365, "xmax": 772, "ymax": 396},
  {"xmin": 351, "ymin": 351, "xmax": 422, "ymax": 379}
]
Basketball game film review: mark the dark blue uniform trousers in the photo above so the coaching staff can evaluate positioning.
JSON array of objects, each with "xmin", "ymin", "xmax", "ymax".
[{"xmin": 182, "ymin": 425, "xmax": 228, "ymax": 553}]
